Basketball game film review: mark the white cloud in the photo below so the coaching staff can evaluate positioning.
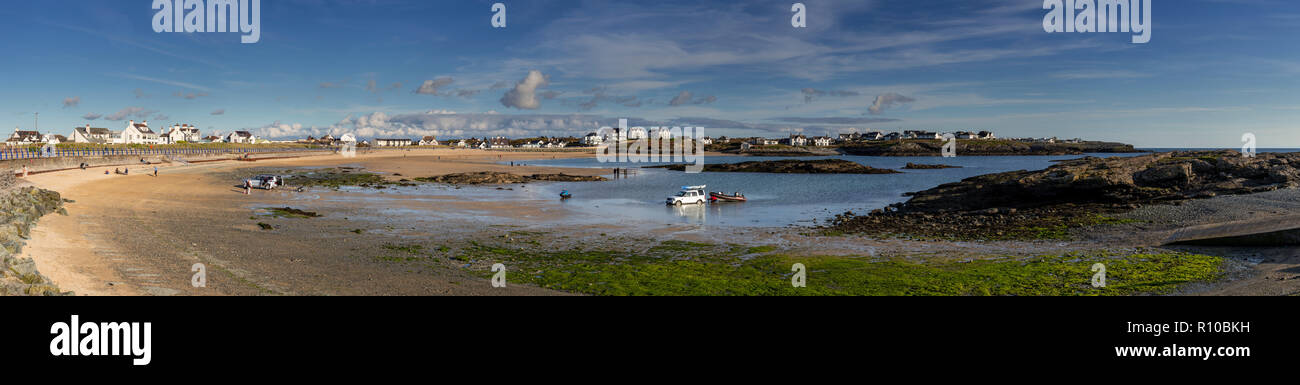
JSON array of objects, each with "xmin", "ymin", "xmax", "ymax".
[
  {"xmin": 499, "ymin": 70, "xmax": 549, "ymax": 110},
  {"xmin": 415, "ymin": 77, "xmax": 455, "ymax": 95},
  {"xmin": 868, "ymin": 93, "xmax": 915, "ymax": 115},
  {"xmin": 63, "ymin": 96, "xmax": 81, "ymax": 108},
  {"xmin": 105, "ymin": 107, "xmax": 157, "ymax": 121}
]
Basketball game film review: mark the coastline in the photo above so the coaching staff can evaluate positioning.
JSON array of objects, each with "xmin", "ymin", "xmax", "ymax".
[{"xmin": 10, "ymin": 148, "xmax": 1297, "ymax": 296}]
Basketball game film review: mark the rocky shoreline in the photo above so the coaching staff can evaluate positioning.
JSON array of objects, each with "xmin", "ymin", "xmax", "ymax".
[
  {"xmin": 839, "ymin": 139, "xmax": 1143, "ymax": 156},
  {"xmin": 903, "ymin": 163, "xmax": 961, "ymax": 169},
  {"xmin": 416, "ymin": 172, "xmax": 608, "ymax": 185},
  {"xmin": 832, "ymin": 150, "xmax": 1300, "ymax": 240},
  {"xmin": 0, "ymin": 172, "xmax": 71, "ymax": 296},
  {"xmin": 647, "ymin": 159, "xmax": 901, "ymax": 174}
]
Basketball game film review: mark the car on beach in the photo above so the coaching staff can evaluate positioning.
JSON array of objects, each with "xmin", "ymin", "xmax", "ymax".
[
  {"xmin": 245, "ymin": 175, "xmax": 285, "ymax": 189},
  {"xmin": 667, "ymin": 185, "xmax": 708, "ymax": 206}
]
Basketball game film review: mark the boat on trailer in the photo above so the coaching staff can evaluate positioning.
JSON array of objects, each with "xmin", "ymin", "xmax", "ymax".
[{"xmin": 709, "ymin": 192, "xmax": 747, "ymax": 202}]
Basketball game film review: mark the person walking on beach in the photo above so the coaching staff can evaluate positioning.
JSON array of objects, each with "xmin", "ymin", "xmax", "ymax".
[
  {"xmin": 153, "ymin": 166, "xmax": 158, "ymax": 177},
  {"xmin": 244, "ymin": 180, "xmax": 252, "ymax": 195}
]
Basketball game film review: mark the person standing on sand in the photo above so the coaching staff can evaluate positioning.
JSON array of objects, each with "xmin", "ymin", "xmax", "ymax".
[
  {"xmin": 22, "ymin": 165, "xmax": 29, "ymax": 177},
  {"xmin": 244, "ymin": 180, "xmax": 252, "ymax": 195}
]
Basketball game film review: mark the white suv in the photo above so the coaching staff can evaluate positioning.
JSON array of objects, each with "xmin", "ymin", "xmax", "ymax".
[{"xmin": 667, "ymin": 186, "xmax": 708, "ymax": 206}]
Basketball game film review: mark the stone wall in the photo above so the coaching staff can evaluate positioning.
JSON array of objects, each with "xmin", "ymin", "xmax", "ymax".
[
  {"xmin": 0, "ymin": 182, "xmax": 71, "ymax": 296},
  {"xmin": 1, "ymin": 149, "xmax": 335, "ymax": 175}
]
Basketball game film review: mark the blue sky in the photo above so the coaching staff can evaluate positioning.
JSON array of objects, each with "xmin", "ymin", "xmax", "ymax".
[{"xmin": 1, "ymin": 0, "xmax": 1297, "ymax": 147}]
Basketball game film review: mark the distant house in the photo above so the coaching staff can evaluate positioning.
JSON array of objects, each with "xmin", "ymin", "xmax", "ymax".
[
  {"xmin": 7, "ymin": 128, "xmax": 42, "ymax": 146},
  {"xmin": 163, "ymin": 124, "xmax": 201, "ymax": 143},
  {"xmin": 904, "ymin": 130, "xmax": 941, "ymax": 140},
  {"xmin": 456, "ymin": 139, "xmax": 469, "ymax": 148},
  {"xmin": 699, "ymin": 137, "xmax": 713, "ymax": 145},
  {"xmin": 812, "ymin": 136, "xmax": 833, "ymax": 146},
  {"xmin": 883, "ymin": 132, "xmax": 903, "ymax": 141},
  {"xmin": 761, "ymin": 138, "xmax": 779, "ymax": 146},
  {"xmin": 418, "ymin": 136, "xmax": 439, "ymax": 146},
  {"xmin": 955, "ymin": 131, "xmax": 978, "ymax": 140},
  {"xmin": 784, "ymin": 134, "xmax": 808, "ymax": 147},
  {"xmin": 978, "ymin": 131, "xmax": 996, "ymax": 140},
  {"xmin": 626, "ymin": 127, "xmax": 647, "ymax": 140},
  {"xmin": 375, "ymin": 138, "xmax": 413, "ymax": 147},
  {"xmin": 488, "ymin": 137, "xmax": 511, "ymax": 148},
  {"xmin": 583, "ymin": 132, "xmax": 603, "ymax": 146},
  {"xmin": 71, "ymin": 125, "xmax": 117, "ymax": 144},
  {"xmin": 119, "ymin": 120, "xmax": 161, "ymax": 144},
  {"xmin": 861, "ymin": 131, "xmax": 884, "ymax": 141},
  {"xmin": 42, "ymin": 133, "xmax": 67, "ymax": 144},
  {"xmin": 224, "ymin": 131, "xmax": 256, "ymax": 143}
]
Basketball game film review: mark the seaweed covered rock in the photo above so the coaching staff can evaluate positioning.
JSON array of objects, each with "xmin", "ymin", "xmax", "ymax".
[
  {"xmin": 0, "ymin": 185, "xmax": 72, "ymax": 296},
  {"xmin": 417, "ymin": 172, "xmax": 607, "ymax": 185},
  {"xmin": 648, "ymin": 159, "xmax": 900, "ymax": 174},
  {"xmin": 898, "ymin": 151, "xmax": 1300, "ymax": 214}
]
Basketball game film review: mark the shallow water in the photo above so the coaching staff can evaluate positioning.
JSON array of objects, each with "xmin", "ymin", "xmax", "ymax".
[{"xmin": 320, "ymin": 153, "xmax": 1147, "ymax": 228}]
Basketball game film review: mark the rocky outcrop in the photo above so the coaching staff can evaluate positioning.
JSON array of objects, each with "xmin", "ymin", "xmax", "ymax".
[
  {"xmin": 648, "ymin": 159, "xmax": 901, "ymax": 174},
  {"xmin": 898, "ymin": 151, "xmax": 1299, "ymax": 214},
  {"xmin": 839, "ymin": 140, "xmax": 1143, "ymax": 156},
  {"xmin": 829, "ymin": 151, "xmax": 1300, "ymax": 240},
  {"xmin": 417, "ymin": 172, "xmax": 608, "ymax": 185},
  {"xmin": 903, "ymin": 163, "xmax": 962, "ymax": 169},
  {"xmin": 0, "ymin": 172, "xmax": 71, "ymax": 296}
]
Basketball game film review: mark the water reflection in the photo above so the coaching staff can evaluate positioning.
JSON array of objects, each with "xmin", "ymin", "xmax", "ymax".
[{"xmin": 668, "ymin": 203, "xmax": 707, "ymax": 223}]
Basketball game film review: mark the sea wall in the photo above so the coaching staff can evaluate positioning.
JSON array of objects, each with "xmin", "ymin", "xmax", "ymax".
[
  {"xmin": 2, "ymin": 149, "xmax": 336, "ymax": 175},
  {"xmin": 0, "ymin": 172, "xmax": 70, "ymax": 296}
]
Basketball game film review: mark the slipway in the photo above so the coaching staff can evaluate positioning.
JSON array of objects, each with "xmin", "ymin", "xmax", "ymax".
[{"xmin": 1164, "ymin": 214, "xmax": 1300, "ymax": 246}]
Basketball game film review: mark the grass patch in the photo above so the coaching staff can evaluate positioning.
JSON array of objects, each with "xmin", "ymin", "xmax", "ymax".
[
  {"xmin": 461, "ymin": 240, "xmax": 1224, "ymax": 296},
  {"xmin": 289, "ymin": 169, "xmax": 388, "ymax": 189}
]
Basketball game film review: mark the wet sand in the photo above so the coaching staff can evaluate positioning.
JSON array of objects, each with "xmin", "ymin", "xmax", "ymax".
[{"xmin": 20, "ymin": 149, "xmax": 605, "ymax": 296}]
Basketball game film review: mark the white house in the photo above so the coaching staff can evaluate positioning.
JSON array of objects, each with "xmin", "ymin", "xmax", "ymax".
[
  {"xmin": 456, "ymin": 140, "xmax": 469, "ymax": 148},
  {"xmin": 224, "ymin": 131, "xmax": 256, "ymax": 143},
  {"xmin": 119, "ymin": 120, "xmax": 161, "ymax": 144},
  {"xmin": 699, "ymin": 137, "xmax": 714, "ymax": 145},
  {"xmin": 626, "ymin": 127, "xmax": 647, "ymax": 140},
  {"xmin": 375, "ymin": 138, "xmax": 413, "ymax": 147},
  {"xmin": 583, "ymin": 132, "xmax": 603, "ymax": 146},
  {"xmin": 783, "ymin": 134, "xmax": 808, "ymax": 146},
  {"xmin": 418, "ymin": 136, "xmax": 439, "ymax": 146},
  {"xmin": 6, "ymin": 128, "xmax": 42, "ymax": 146},
  {"xmin": 71, "ymin": 125, "xmax": 116, "ymax": 144},
  {"xmin": 488, "ymin": 137, "xmax": 511, "ymax": 149},
  {"xmin": 812, "ymin": 136, "xmax": 833, "ymax": 146},
  {"xmin": 163, "ymin": 124, "xmax": 202, "ymax": 143}
]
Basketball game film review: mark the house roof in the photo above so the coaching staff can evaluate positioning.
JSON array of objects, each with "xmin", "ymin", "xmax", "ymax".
[{"xmin": 420, "ymin": 136, "xmax": 437, "ymax": 142}]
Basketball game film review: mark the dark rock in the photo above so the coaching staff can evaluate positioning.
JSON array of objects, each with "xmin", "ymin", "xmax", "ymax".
[
  {"xmin": 648, "ymin": 159, "xmax": 900, "ymax": 174},
  {"xmin": 903, "ymin": 163, "xmax": 962, "ymax": 169},
  {"xmin": 417, "ymin": 172, "xmax": 607, "ymax": 185}
]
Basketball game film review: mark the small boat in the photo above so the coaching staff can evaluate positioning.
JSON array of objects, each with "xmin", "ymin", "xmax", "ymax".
[
  {"xmin": 710, "ymin": 192, "xmax": 747, "ymax": 202},
  {"xmin": 559, "ymin": 190, "xmax": 572, "ymax": 199}
]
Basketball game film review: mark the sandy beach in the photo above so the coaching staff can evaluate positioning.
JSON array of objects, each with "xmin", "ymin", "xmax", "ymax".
[
  {"xmin": 11, "ymin": 148, "xmax": 1300, "ymax": 296},
  {"xmin": 18, "ymin": 149, "xmax": 611, "ymax": 296}
]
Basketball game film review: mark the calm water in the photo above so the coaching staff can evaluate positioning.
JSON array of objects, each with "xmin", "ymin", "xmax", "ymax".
[{"xmin": 463, "ymin": 153, "xmax": 1150, "ymax": 228}]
